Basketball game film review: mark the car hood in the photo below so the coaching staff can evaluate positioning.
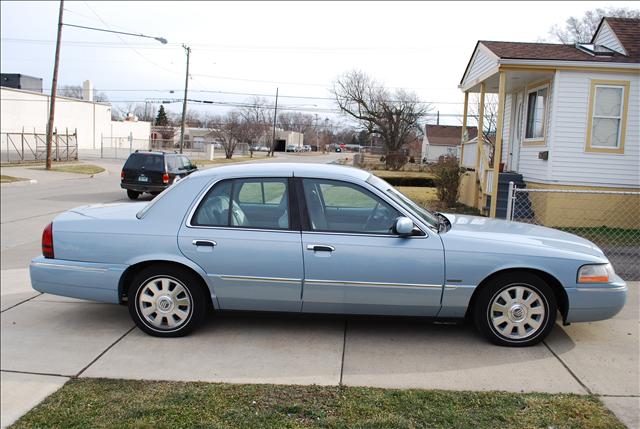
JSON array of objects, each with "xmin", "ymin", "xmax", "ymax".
[
  {"xmin": 69, "ymin": 203, "xmax": 147, "ymax": 219},
  {"xmin": 442, "ymin": 214, "xmax": 605, "ymax": 258}
]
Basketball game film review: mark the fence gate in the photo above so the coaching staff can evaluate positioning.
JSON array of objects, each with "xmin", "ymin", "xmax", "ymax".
[
  {"xmin": 506, "ymin": 182, "xmax": 640, "ymax": 280},
  {"xmin": 1, "ymin": 129, "xmax": 78, "ymax": 163}
]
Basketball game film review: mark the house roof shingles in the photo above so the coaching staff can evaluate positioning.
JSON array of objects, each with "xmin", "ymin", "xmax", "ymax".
[
  {"xmin": 600, "ymin": 17, "xmax": 640, "ymax": 60},
  {"xmin": 425, "ymin": 125, "xmax": 477, "ymax": 146},
  {"xmin": 477, "ymin": 17, "xmax": 639, "ymax": 64}
]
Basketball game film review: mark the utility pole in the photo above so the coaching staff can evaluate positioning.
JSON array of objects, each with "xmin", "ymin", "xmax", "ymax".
[
  {"xmin": 179, "ymin": 44, "xmax": 191, "ymax": 154},
  {"xmin": 45, "ymin": 0, "xmax": 64, "ymax": 170},
  {"xmin": 270, "ymin": 87, "xmax": 278, "ymax": 157},
  {"xmin": 315, "ymin": 114, "xmax": 319, "ymax": 151}
]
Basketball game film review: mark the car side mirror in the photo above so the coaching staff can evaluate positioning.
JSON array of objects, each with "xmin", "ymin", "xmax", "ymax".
[{"xmin": 394, "ymin": 217, "xmax": 414, "ymax": 236}]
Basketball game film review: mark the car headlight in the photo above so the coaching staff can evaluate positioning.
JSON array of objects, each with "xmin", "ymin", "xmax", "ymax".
[{"xmin": 577, "ymin": 263, "xmax": 615, "ymax": 283}]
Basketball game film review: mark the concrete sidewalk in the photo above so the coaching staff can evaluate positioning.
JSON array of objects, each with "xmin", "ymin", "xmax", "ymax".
[{"xmin": 1, "ymin": 269, "xmax": 638, "ymax": 427}]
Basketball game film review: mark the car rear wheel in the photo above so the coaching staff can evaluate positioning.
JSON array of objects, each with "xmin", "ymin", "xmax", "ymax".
[
  {"xmin": 128, "ymin": 265, "xmax": 208, "ymax": 337},
  {"xmin": 127, "ymin": 190, "xmax": 140, "ymax": 200},
  {"xmin": 473, "ymin": 272, "xmax": 556, "ymax": 347}
]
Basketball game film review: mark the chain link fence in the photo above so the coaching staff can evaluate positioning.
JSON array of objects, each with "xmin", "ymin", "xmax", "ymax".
[
  {"xmin": 90, "ymin": 137, "xmax": 251, "ymax": 161},
  {"xmin": 1, "ymin": 130, "xmax": 78, "ymax": 163},
  {"xmin": 507, "ymin": 185, "xmax": 640, "ymax": 280}
]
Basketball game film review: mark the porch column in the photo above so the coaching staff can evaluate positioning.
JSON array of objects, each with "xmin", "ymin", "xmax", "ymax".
[
  {"xmin": 475, "ymin": 83, "xmax": 485, "ymax": 173},
  {"xmin": 459, "ymin": 91, "xmax": 469, "ymax": 166},
  {"xmin": 490, "ymin": 71, "xmax": 507, "ymax": 218}
]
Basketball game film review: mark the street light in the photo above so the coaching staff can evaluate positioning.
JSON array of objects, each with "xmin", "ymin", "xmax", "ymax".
[
  {"xmin": 63, "ymin": 23, "xmax": 167, "ymax": 44},
  {"xmin": 44, "ymin": 0, "xmax": 168, "ymax": 169}
]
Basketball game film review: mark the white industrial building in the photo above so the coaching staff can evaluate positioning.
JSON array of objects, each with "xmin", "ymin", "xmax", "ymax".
[{"xmin": 0, "ymin": 80, "xmax": 151, "ymax": 151}]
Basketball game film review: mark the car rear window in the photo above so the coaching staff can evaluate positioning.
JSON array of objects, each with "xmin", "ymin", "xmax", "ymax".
[{"xmin": 124, "ymin": 153, "xmax": 165, "ymax": 172}]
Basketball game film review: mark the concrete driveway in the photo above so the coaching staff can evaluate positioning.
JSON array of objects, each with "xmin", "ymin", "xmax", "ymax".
[{"xmin": 1, "ymin": 156, "xmax": 638, "ymax": 428}]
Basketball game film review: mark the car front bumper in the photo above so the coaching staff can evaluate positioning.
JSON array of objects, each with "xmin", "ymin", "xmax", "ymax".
[
  {"xmin": 564, "ymin": 276, "xmax": 628, "ymax": 323},
  {"xmin": 30, "ymin": 256, "xmax": 125, "ymax": 304},
  {"xmin": 121, "ymin": 182, "xmax": 167, "ymax": 193}
]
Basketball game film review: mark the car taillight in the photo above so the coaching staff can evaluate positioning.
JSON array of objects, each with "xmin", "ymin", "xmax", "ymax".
[
  {"xmin": 121, "ymin": 170, "xmax": 125, "ymax": 180},
  {"xmin": 42, "ymin": 222, "xmax": 54, "ymax": 259},
  {"xmin": 162, "ymin": 173, "xmax": 170, "ymax": 184}
]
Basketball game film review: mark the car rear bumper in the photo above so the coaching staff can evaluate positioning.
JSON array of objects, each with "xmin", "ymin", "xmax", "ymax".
[
  {"xmin": 29, "ymin": 256, "xmax": 125, "ymax": 304},
  {"xmin": 564, "ymin": 277, "xmax": 627, "ymax": 323},
  {"xmin": 121, "ymin": 182, "xmax": 167, "ymax": 193}
]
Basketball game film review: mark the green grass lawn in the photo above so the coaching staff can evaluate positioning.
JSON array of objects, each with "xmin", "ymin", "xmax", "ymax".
[
  {"xmin": 0, "ymin": 174, "xmax": 28, "ymax": 183},
  {"xmin": 195, "ymin": 156, "xmax": 266, "ymax": 166},
  {"xmin": 371, "ymin": 170, "xmax": 435, "ymax": 179},
  {"xmin": 557, "ymin": 226, "xmax": 640, "ymax": 247},
  {"xmin": 30, "ymin": 164, "xmax": 105, "ymax": 175},
  {"xmin": 11, "ymin": 379, "xmax": 623, "ymax": 429}
]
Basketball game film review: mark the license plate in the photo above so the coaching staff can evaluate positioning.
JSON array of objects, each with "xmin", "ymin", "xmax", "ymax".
[{"xmin": 138, "ymin": 175, "xmax": 148, "ymax": 182}]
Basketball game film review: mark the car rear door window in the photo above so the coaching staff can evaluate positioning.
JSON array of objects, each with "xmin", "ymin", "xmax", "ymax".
[
  {"xmin": 302, "ymin": 178, "xmax": 399, "ymax": 234},
  {"xmin": 166, "ymin": 155, "xmax": 179, "ymax": 172},
  {"xmin": 192, "ymin": 180, "xmax": 232, "ymax": 227},
  {"xmin": 192, "ymin": 178, "xmax": 290, "ymax": 229}
]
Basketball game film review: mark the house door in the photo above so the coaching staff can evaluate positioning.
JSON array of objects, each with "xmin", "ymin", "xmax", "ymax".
[{"xmin": 508, "ymin": 92, "xmax": 524, "ymax": 172}]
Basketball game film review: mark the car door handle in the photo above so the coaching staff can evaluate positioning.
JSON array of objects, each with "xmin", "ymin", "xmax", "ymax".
[
  {"xmin": 306, "ymin": 244, "xmax": 335, "ymax": 252},
  {"xmin": 192, "ymin": 240, "xmax": 217, "ymax": 247}
]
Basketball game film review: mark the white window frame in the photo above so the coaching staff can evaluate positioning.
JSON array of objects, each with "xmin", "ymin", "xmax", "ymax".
[
  {"xmin": 523, "ymin": 82, "xmax": 550, "ymax": 145},
  {"xmin": 590, "ymin": 84, "xmax": 624, "ymax": 149}
]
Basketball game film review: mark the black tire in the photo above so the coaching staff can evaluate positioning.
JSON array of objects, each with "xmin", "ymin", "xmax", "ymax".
[
  {"xmin": 473, "ymin": 272, "xmax": 557, "ymax": 347},
  {"xmin": 127, "ymin": 190, "xmax": 140, "ymax": 200},
  {"xmin": 128, "ymin": 265, "xmax": 209, "ymax": 337}
]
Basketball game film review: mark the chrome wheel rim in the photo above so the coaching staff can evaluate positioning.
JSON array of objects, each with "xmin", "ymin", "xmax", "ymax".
[
  {"xmin": 488, "ymin": 284, "xmax": 546, "ymax": 341},
  {"xmin": 137, "ymin": 276, "xmax": 192, "ymax": 331}
]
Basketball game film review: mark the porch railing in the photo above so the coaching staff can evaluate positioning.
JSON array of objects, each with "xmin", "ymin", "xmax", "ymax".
[{"xmin": 462, "ymin": 138, "xmax": 493, "ymax": 196}]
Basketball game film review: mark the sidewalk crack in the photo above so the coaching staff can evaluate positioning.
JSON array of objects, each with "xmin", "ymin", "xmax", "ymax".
[
  {"xmin": 543, "ymin": 340, "xmax": 592, "ymax": 395},
  {"xmin": 75, "ymin": 325, "xmax": 136, "ymax": 378},
  {"xmin": 339, "ymin": 319, "xmax": 347, "ymax": 386}
]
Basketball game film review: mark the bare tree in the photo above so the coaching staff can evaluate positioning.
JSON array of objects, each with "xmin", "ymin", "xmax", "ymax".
[
  {"xmin": 239, "ymin": 97, "xmax": 273, "ymax": 158},
  {"xmin": 210, "ymin": 111, "xmax": 243, "ymax": 159},
  {"xmin": 467, "ymin": 93, "xmax": 498, "ymax": 144},
  {"xmin": 58, "ymin": 85, "xmax": 83, "ymax": 99},
  {"xmin": 59, "ymin": 85, "xmax": 108, "ymax": 102},
  {"xmin": 549, "ymin": 7, "xmax": 640, "ymax": 43},
  {"xmin": 332, "ymin": 70, "xmax": 430, "ymax": 166}
]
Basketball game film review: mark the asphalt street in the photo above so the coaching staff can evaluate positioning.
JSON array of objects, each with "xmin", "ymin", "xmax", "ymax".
[{"xmin": 1, "ymin": 152, "xmax": 638, "ymax": 428}]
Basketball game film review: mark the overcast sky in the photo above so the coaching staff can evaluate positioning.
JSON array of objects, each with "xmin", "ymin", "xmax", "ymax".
[{"xmin": 0, "ymin": 1, "xmax": 632, "ymax": 126}]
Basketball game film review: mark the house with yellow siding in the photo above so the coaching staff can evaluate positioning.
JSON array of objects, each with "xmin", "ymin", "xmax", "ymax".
[{"xmin": 457, "ymin": 17, "xmax": 639, "ymax": 227}]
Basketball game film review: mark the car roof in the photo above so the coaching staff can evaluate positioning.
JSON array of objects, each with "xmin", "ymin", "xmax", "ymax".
[{"xmin": 191, "ymin": 162, "xmax": 371, "ymax": 181}]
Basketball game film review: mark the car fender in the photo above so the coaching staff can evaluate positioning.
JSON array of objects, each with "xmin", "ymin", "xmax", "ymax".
[{"xmin": 122, "ymin": 252, "xmax": 220, "ymax": 309}]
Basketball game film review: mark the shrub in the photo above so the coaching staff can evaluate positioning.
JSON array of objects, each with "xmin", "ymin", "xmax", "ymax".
[
  {"xmin": 409, "ymin": 156, "xmax": 416, "ymax": 164},
  {"xmin": 432, "ymin": 156, "xmax": 463, "ymax": 206},
  {"xmin": 385, "ymin": 152, "xmax": 408, "ymax": 170}
]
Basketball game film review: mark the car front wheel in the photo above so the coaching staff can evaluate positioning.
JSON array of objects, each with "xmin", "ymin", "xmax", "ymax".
[
  {"xmin": 128, "ymin": 265, "xmax": 208, "ymax": 337},
  {"xmin": 473, "ymin": 272, "xmax": 556, "ymax": 347}
]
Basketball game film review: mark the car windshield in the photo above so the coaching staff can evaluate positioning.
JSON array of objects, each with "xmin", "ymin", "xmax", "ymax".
[
  {"xmin": 136, "ymin": 175, "xmax": 191, "ymax": 219},
  {"xmin": 366, "ymin": 174, "xmax": 439, "ymax": 229},
  {"xmin": 124, "ymin": 153, "xmax": 165, "ymax": 172}
]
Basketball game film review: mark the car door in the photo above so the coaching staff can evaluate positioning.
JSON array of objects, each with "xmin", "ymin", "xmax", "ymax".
[
  {"xmin": 178, "ymin": 176, "xmax": 303, "ymax": 312},
  {"xmin": 298, "ymin": 178, "xmax": 444, "ymax": 316}
]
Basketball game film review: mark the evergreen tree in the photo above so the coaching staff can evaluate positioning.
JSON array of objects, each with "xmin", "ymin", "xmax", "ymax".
[{"xmin": 155, "ymin": 105, "xmax": 169, "ymax": 126}]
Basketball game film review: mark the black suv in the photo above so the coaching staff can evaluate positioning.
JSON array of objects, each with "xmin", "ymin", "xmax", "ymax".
[{"xmin": 120, "ymin": 151, "xmax": 197, "ymax": 200}]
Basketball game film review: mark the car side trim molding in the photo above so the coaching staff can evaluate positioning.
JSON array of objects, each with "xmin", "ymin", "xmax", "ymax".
[
  {"xmin": 305, "ymin": 279, "xmax": 443, "ymax": 289},
  {"xmin": 219, "ymin": 275, "xmax": 301, "ymax": 284},
  {"xmin": 575, "ymin": 285, "xmax": 627, "ymax": 292},
  {"xmin": 30, "ymin": 261, "xmax": 108, "ymax": 273}
]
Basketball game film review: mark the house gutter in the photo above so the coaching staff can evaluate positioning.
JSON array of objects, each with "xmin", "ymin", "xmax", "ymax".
[{"xmin": 498, "ymin": 58, "xmax": 639, "ymax": 70}]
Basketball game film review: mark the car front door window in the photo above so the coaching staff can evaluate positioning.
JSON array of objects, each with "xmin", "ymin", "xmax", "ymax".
[{"xmin": 302, "ymin": 178, "xmax": 399, "ymax": 234}]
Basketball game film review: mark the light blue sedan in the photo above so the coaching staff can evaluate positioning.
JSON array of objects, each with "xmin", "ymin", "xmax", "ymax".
[{"xmin": 30, "ymin": 164, "xmax": 627, "ymax": 346}]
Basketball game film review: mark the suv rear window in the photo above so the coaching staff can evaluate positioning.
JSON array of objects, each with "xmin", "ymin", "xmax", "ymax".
[{"xmin": 124, "ymin": 153, "xmax": 165, "ymax": 172}]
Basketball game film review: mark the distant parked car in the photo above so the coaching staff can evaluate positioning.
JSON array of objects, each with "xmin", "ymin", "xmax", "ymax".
[
  {"xmin": 120, "ymin": 151, "xmax": 197, "ymax": 200},
  {"xmin": 302, "ymin": 145, "xmax": 312, "ymax": 152},
  {"xmin": 31, "ymin": 164, "xmax": 626, "ymax": 345},
  {"xmin": 286, "ymin": 144, "xmax": 297, "ymax": 152}
]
